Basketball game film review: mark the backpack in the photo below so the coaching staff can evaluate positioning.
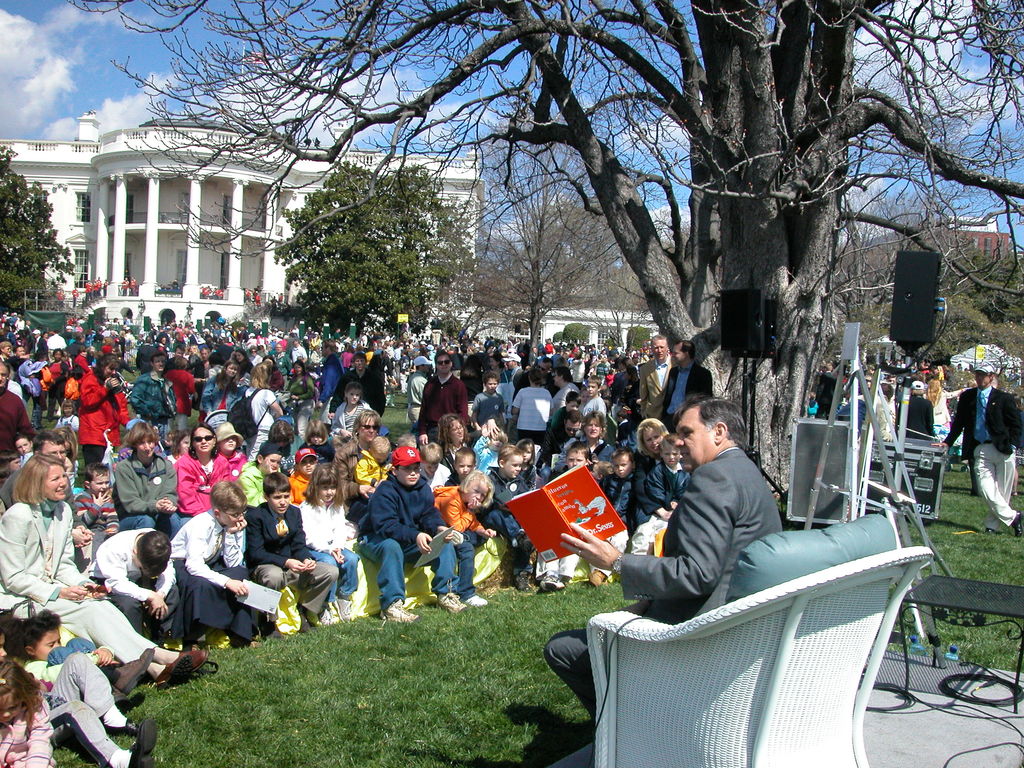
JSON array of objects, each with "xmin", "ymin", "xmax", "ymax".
[
  {"xmin": 228, "ymin": 388, "xmax": 265, "ymax": 441},
  {"xmin": 64, "ymin": 376, "xmax": 80, "ymax": 401},
  {"xmin": 40, "ymin": 365, "xmax": 53, "ymax": 391}
]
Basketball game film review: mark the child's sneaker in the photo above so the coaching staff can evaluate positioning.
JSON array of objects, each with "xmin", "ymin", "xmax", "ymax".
[
  {"xmin": 335, "ymin": 598, "xmax": 353, "ymax": 622},
  {"xmin": 538, "ymin": 574, "xmax": 563, "ymax": 592},
  {"xmin": 437, "ymin": 592, "xmax": 467, "ymax": 613},
  {"xmin": 463, "ymin": 595, "xmax": 488, "ymax": 607},
  {"xmin": 318, "ymin": 605, "xmax": 339, "ymax": 626},
  {"xmin": 381, "ymin": 600, "xmax": 420, "ymax": 623}
]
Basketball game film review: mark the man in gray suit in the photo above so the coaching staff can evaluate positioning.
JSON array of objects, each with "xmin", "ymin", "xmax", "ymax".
[{"xmin": 544, "ymin": 396, "xmax": 781, "ymax": 717}]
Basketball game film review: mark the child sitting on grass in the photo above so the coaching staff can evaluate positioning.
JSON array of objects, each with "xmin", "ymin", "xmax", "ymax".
[
  {"xmin": 212, "ymin": 422, "xmax": 247, "ymax": 482},
  {"xmin": 536, "ymin": 442, "xmax": 590, "ymax": 593},
  {"xmin": 300, "ymin": 420, "xmax": 335, "ymax": 464},
  {"xmin": 246, "ymin": 472, "xmax": 338, "ymax": 631},
  {"xmin": 483, "ymin": 445, "xmax": 535, "ymax": 592},
  {"xmin": 170, "ymin": 481, "xmax": 257, "ymax": 646},
  {"xmin": 472, "ymin": 422, "xmax": 507, "ymax": 472},
  {"xmin": 420, "ymin": 442, "xmax": 451, "ymax": 489},
  {"xmin": 433, "ymin": 471, "xmax": 498, "ymax": 608},
  {"xmin": 73, "ymin": 463, "xmax": 118, "ymax": 570},
  {"xmin": 55, "ymin": 400, "xmax": 79, "ymax": 432},
  {"xmin": 0, "ymin": 659, "xmax": 53, "ymax": 768},
  {"xmin": 359, "ymin": 446, "xmax": 463, "ymax": 623},
  {"xmin": 299, "ymin": 464, "xmax": 361, "ymax": 624},
  {"xmin": 515, "ymin": 438, "xmax": 539, "ymax": 491},
  {"xmin": 238, "ymin": 443, "xmax": 283, "ymax": 508},
  {"xmin": 289, "ymin": 447, "xmax": 319, "ymax": 504},
  {"xmin": 451, "ymin": 446, "xmax": 477, "ymax": 484},
  {"xmin": 355, "ymin": 436, "xmax": 391, "ymax": 497}
]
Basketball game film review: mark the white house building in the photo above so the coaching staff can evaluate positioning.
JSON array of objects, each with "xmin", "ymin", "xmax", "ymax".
[{"xmin": 2, "ymin": 113, "xmax": 481, "ymax": 328}]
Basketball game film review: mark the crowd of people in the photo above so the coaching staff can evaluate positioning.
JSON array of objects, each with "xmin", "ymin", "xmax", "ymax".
[{"xmin": 0, "ymin": 312, "xmax": 729, "ymax": 766}]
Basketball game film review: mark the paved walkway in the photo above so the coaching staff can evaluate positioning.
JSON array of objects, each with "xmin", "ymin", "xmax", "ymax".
[{"xmin": 548, "ymin": 654, "xmax": 1024, "ymax": 768}]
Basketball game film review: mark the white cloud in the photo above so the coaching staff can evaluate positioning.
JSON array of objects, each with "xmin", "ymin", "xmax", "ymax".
[
  {"xmin": 43, "ymin": 88, "xmax": 157, "ymax": 140},
  {"xmin": 0, "ymin": 9, "xmax": 75, "ymax": 136}
]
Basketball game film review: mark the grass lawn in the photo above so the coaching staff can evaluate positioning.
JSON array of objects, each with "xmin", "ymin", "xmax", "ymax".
[{"xmin": 47, "ymin": 394, "xmax": 1024, "ymax": 767}]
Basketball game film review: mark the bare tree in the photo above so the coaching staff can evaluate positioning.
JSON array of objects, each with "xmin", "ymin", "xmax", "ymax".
[
  {"xmin": 474, "ymin": 146, "xmax": 615, "ymax": 346},
  {"xmin": 76, "ymin": 0, "xmax": 1024, "ymax": 477}
]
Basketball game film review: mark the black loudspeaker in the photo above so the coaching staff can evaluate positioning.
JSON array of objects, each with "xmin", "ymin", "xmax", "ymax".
[
  {"xmin": 721, "ymin": 289, "xmax": 777, "ymax": 357},
  {"xmin": 889, "ymin": 251, "xmax": 940, "ymax": 348}
]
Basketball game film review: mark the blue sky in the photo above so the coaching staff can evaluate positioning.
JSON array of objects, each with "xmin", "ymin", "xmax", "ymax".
[{"xmin": 0, "ymin": 2, "xmax": 168, "ymax": 140}]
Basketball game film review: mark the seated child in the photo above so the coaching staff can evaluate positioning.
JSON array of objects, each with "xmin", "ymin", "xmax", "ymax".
[
  {"xmin": 0, "ymin": 660, "xmax": 54, "ymax": 768},
  {"xmin": 91, "ymin": 529, "xmax": 179, "ymax": 643},
  {"xmin": 299, "ymin": 464, "xmax": 361, "ymax": 624},
  {"xmin": 472, "ymin": 422, "xmax": 507, "ymax": 472},
  {"xmin": 358, "ymin": 446, "xmax": 463, "ymax": 622},
  {"xmin": 170, "ymin": 481, "xmax": 257, "ymax": 645},
  {"xmin": 289, "ymin": 447, "xmax": 319, "ymax": 504},
  {"xmin": 630, "ymin": 434, "xmax": 690, "ymax": 555},
  {"xmin": 238, "ymin": 442, "xmax": 283, "ymax": 507},
  {"xmin": 73, "ymin": 463, "xmax": 118, "ymax": 570},
  {"xmin": 212, "ymin": 422, "xmax": 247, "ymax": 482},
  {"xmin": 536, "ymin": 442, "xmax": 589, "ymax": 592},
  {"xmin": 246, "ymin": 472, "xmax": 338, "ymax": 630},
  {"xmin": 515, "ymin": 438, "xmax": 538, "ymax": 491},
  {"xmin": 601, "ymin": 447, "xmax": 636, "ymax": 535},
  {"xmin": 451, "ymin": 446, "xmax": 476, "ymax": 484},
  {"xmin": 433, "ymin": 471, "xmax": 498, "ymax": 608},
  {"xmin": 354, "ymin": 436, "xmax": 391, "ymax": 497},
  {"xmin": 483, "ymin": 445, "xmax": 535, "ymax": 592},
  {"xmin": 267, "ymin": 420, "xmax": 296, "ymax": 475},
  {"xmin": 419, "ymin": 442, "xmax": 452, "ymax": 489},
  {"xmin": 55, "ymin": 400, "xmax": 79, "ymax": 432},
  {"xmin": 0, "ymin": 640, "xmax": 155, "ymax": 768},
  {"xmin": 301, "ymin": 420, "xmax": 335, "ymax": 464},
  {"xmin": 392, "ymin": 432, "xmax": 418, "ymax": 449},
  {"xmin": 471, "ymin": 372, "xmax": 506, "ymax": 429},
  {"xmin": 14, "ymin": 435, "xmax": 32, "ymax": 467}
]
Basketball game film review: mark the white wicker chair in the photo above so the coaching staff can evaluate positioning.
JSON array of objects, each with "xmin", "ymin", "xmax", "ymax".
[{"xmin": 587, "ymin": 547, "xmax": 932, "ymax": 768}]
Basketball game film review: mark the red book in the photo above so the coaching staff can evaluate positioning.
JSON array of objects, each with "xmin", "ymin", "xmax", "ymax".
[{"xmin": 506, "ymin": 465, "xmax": 626, "ymax": 562}]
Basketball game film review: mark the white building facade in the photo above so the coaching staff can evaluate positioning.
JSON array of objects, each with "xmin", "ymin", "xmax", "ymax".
[{"xmin": 2, "ymin": 113, "xmax": 481, "ymax": 328}]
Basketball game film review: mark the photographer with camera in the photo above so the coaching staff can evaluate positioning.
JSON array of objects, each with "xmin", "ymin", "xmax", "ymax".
[{"xmin": 79, "ymin": 354, "xmax": 130, "ymax": 466}]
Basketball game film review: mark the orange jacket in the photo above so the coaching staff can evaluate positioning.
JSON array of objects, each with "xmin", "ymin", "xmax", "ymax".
[
  {"xmin": 433, "ymin": 485, "xmax": 487, "ymax": 535},
  {"xmin": 290, "ymin": 472, "xmax": 311, "ymax": 505}
]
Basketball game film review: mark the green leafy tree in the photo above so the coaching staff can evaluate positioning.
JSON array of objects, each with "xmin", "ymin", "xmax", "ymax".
[
  {"xmin": 560, "ymin": 323, "xmax": 589, "ymax": 344},
  {"xmin": 0, "ymin": 146, "xmax": 71, "ymax": 310},
  {"xmin": 627, "ymin": 326, "xmax": 652, "ymax": 350},
  {"xmin": 278, "ymin": 162, "xmax": 472, "ymax": 331}
]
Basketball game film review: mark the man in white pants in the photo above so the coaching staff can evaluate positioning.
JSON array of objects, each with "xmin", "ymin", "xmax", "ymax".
[{"xmin": 945, "ymin": 361, "xmax": 1022, "ymax": 535}]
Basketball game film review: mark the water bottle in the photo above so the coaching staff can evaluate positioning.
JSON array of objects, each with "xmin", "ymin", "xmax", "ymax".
[
  {"xmin": 909, "ymin": 634, "xmax": 928, "ymax": 655},
  {"xmin": 944, "ymin": 644, "xmax": 960, "ymax": 662}
]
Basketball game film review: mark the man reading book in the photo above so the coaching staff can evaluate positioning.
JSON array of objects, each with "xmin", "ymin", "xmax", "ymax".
[{"xmin": 543, "ymin": 396, "xmax": 781, "ymax": 718}]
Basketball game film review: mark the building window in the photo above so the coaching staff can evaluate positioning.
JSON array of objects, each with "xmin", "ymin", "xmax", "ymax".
[
  {"xmin": 74, "ymin": 249, "xmax": 88, "ymax": 288},
  {"xmin": 176, "ymin": 249, "xmax": 187, "ymax": 286},
  {"xmin": 220, "ymin": 251, "xmax": 229, "ymax": 289},
  {"xmin": 76, "ymin": 192, "xmax": 91, "ymax": 223}
]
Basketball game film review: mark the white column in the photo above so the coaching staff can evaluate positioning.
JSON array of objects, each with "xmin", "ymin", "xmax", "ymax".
[
  {"xmin": 94, "ymin": 179, "xmax": 109, "ymax": 282},
  {"xmin": 142, "ymin": 175, "xmax": 160, "ymax": 299},
  {"xmin": 107, "ymin": 174, "xmax": 126, "ymax": 298},
  {"xmin": 228, "ymin": 179, "xmax": 245, "ymax": 304},
  {"xmin": 261, "ymin": 189, "xmax": 279, "ymax": 299},
  {"xmin": 185, "ymin": 178, "xmax": 202, "ymax": 300}
]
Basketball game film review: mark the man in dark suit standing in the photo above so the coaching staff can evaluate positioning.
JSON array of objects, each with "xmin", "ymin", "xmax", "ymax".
[
  {"xmin": 544, "ymin": 396, "xmax": 781, "ymax": 717},
  {"xmin": 660, "ymin": 340, "xmax": 714, "ymax": 428},
  {"xmin": 945, "ymin": 361, "xmax": 1022, "ymax": 535}
]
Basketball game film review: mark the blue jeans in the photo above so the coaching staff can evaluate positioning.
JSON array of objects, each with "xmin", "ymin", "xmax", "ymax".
[
  {"xmin": 169, "ymin": 512, "xmax": 194, "ymax": 538},
  {"xmin": 453, "ymin": 531, "xmax": 483, "ymax": 600},
  {"xmin": 358, "ymin": 534, "xmax": 456, "ymax": 610},
  {"xmin": 308, "ymin": 548, "xmax": 360, "ymax": 602},
  {"xmin": 48, "ymin": 639, "xmax": 96, "ymax": 666},
  {"xmin": 481, "ymin": 508, "xmax": 531, "ymax": 573},
  {"xmin": 118, "ymin": 513, "xmax": 172, "ymax": 536}
]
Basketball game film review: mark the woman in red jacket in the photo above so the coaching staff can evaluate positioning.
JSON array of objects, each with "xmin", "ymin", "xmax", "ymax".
[{"xmin": 78, "ymin": 354, "xmax": 129, "ymax": 465}]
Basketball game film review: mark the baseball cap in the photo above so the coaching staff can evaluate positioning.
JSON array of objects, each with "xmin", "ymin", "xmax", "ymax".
[
  {"xmin": 973, "ymin": 361, "xmax": 998, "ymax": 374},
  {"xmin": 910, "ymin": 380, "xmax": 926, "ymax": 392},
  {"xmin": 391, "ymin": 446, "xmax": 422, "ymax": 467},
  {"xmin": 258, "ymin": 442, "xmax": 284, "ymax": 458},
  {"xmin": 295, "ymin": 447, "xmax": 318, "ymax": 463},
  {"xmin": 413, "ymin": 355, "xmax": 431, "ymax": 367}
]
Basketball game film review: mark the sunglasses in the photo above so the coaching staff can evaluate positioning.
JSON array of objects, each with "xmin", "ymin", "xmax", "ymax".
[
  {"xmin": 436, "ymin": 359, "xmax": 452, "ymax": 365},
  {"xmin": 360, "ymin": 424, "xmax": 381, "ymax": 431},
  {"xmin": 193, "ymin": 434, "xmax": 216, "ymax": 442}
]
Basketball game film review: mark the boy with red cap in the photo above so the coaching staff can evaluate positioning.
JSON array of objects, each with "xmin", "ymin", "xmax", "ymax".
[{"xmin": 359, "ymin": 446, "xmax": 463, "ymax": 622}]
